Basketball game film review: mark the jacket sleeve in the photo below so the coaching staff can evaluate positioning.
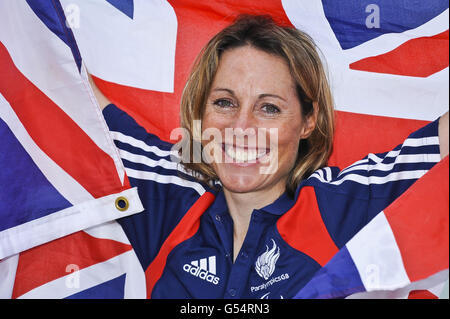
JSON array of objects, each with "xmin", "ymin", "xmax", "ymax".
[
  {"xmin": 102, "ymin": 104, "xmax": 207, "ymax": 270},
  {"xmin": 307, "ymin": 118, "xmax": 442, "ymax": 248}
]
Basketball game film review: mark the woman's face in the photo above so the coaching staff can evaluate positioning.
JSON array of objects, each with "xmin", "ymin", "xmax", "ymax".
[{"xmin": 201, "ymin": 45, "xmax": 315, "ymax": 196}]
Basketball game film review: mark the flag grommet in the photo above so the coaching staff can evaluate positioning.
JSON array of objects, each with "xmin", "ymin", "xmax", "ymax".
[{"xmin": 115, "ymin": 196, "xmax": 129, "ymax": 212}]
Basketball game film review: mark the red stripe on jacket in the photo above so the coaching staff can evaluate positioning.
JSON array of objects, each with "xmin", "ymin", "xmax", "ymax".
[
  {"xmin": 277, "ymin": 186, "xmax": 338, "ymax": 267},
  {"xmin": 145, "ymin": 191, "xmax": 216, "ymax": 298}
]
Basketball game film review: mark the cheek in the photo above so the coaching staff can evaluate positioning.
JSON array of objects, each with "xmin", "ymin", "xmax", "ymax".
[
  {"xmin": 201, "ymin": 116, "xmax": 224, "ymax": 150},
  {"xmin": 275, "ymin": 127, "xmax": 302, "ymax": 170},
  {"xmin": 201, "ymin": 111, "xmax": 229, "ymax": 137}
]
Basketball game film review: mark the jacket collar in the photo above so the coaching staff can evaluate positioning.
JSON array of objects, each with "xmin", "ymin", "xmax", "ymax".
[{"xmin": 207, "ymin": 186, "xmax": 296, "ymax": 217}]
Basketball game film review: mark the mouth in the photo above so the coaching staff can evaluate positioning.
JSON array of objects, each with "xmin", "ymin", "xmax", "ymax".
[{"xmin": 222, "ymin": 143, "xmax": 269, "ymax": 163}]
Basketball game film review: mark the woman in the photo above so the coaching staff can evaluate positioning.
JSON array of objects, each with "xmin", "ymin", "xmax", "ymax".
[{"xmin": 90, "ymin": 15, "xmax": 448, "ymax": 298}]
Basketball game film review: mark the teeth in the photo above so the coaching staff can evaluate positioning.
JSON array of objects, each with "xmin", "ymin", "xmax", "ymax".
[{"xmin": 224, "ymin": 145, "xmax": 267, "ymax": 162}]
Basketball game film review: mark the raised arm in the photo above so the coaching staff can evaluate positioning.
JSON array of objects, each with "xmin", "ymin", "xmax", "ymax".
[
  {"xmin": 88, "ymin": 73, "xmax": 110, "ymax": 111},
  {"xmin": 439, "ymin": 111, "xmax": 449, "ymax": 159}
]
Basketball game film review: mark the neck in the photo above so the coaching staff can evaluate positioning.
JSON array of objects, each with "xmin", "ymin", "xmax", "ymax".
[
  {"xmin": 224, "ymin": 187, "xmax": 283, "ymax": 219},
  {"xmin": 223, "ymin": 183, "xmax": 285, "ymax": 261}
]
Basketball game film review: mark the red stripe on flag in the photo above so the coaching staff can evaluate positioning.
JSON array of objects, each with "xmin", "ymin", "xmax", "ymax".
[
  {"xmin": 12, "ymin": 231, "xmax": 132, "ymax": 298},
  {"xmin": 408, "ymin": 289, "xmax": 439, "ymax": 299},
  {"xmin": 0, "ymin": 41, "xmax": 125, "ymax": 198},
  {"xmin": 349, "ymin": 30, "xmax": 449, "ymax": 77},
  {"xmin": 384, "ymin": 156, "xmax": 449, "ymax": 283},
  {"xmin": 330, "ymin": 111, "xmax": 430, "ymax": 169},
  {"xmin": 145, "ymin": 191, "xmax": 215, "ymax": 298},
  {"xmin": 277, "ymin": 186, "xmax": 339, "ymax": 266}
]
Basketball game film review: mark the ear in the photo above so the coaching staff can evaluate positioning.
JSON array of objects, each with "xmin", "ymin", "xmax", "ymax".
[{"xmin": 299, "ymin": 101, "xmax": 318, "ymax": 139}]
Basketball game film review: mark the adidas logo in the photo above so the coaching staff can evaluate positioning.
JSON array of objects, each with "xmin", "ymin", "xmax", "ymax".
[{"xmin": 183, "ymin": 256, "xmax": 220, "ymax": 285}]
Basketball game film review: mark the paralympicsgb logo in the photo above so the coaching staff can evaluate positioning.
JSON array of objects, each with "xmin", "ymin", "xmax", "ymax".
[{"xmin": 255, "ymin": 239, "xmax": 280, "ymax": 280}]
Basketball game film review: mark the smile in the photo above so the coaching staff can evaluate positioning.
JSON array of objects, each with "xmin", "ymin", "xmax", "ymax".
[{"xmin": 222, "ymin": 144, "xmax": 269, "ymax": 163}]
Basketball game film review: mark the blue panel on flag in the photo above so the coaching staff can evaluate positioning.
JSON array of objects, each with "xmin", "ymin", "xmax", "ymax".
[
  {"xmin": 25, "ymin": 0, "xmax": 82, "ymax": 70},
  {"xmin": 106, "ymin": 0, "xmax": 134, "ymax": 19},
  {"xmin": 293, "ymin": 247, "xmax": 365, "ymax": 299},
  {"xmin": 65, "ymin": 274, "xmax": 126, "ymax": 299},
  {"xmin": 322, "ymin": 0, "xmax": 449, "ymax": 49},
  {"xmin": 0, "ymin": 118, "xmax": 71, "ymax": 232}
]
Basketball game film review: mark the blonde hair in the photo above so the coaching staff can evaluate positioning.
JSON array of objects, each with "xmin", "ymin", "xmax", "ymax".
[{"xmin": 179, "ymin": 14, "xmax": 334, "ymax": 196}]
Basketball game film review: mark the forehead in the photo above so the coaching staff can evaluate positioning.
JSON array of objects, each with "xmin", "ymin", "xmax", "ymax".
[{"xmin": 211, "ymin": 46, "xmax": 296, "ymax": 96}]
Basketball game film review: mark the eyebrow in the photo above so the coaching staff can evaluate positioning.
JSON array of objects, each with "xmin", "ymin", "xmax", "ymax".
[{"xmin": 211, "ymin": 88, "xmax": 287, "ymax": 102}]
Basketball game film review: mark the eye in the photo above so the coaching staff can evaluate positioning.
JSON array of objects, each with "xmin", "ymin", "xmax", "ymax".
[
  {"xmin": 261, "ymin": 103, "xmax": 280, "ymax": 114},
  {"xmin": 213, "ymin": 98, "xmax": 234, "ymax": 108}
]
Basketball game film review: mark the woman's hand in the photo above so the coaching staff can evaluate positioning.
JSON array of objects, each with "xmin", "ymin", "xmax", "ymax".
[
  {"xmin": 88, "ymin": 73, "xmax": 110, "ymax": 111},
  {"xmin": 439, "ymin": 111, "xmax": 449, "ymax": 159}
]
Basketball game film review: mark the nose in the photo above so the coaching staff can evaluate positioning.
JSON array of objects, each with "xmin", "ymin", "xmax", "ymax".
[
  {"xmin": 232, "ymin": 105, "xmax": 257, "ymax": 130},
  {"xmin": 229, "ymin": 106, "xmax": 258, "ymax": 145}
]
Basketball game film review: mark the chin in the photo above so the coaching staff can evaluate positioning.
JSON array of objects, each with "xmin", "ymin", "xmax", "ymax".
[
  {"xmin": 221, "ymin": 180, "xmax": 261, "ymax": 194},
  {"xmin": 215, "ymin": 165, "xmax": 270, "ymax": 194}
]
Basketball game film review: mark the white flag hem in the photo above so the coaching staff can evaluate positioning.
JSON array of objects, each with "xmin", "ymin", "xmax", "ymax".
[{"xmin": 0, "ymin": 187, "xmax": 144, "ymax": 260}]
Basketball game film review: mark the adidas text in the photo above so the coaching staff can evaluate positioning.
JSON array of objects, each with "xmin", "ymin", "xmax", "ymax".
[{"xmin": 183, "ymin": 264, "xmax": 220, "ymax": 285}]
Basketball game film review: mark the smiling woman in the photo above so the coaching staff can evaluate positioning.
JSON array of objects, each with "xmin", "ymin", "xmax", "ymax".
[
  {"xmin": 90, "ymin": 14, "xmax": 448, "ymax": 299},
  {"xmin": 200, "ymin": 46, "xmax": 319, "ymax": 258},
  {"xmin": 202, "ymin": 47, "xmax": 311, "ymax": 196},
  {"xmin": 177, "ymin": 16, "xmax": 336, "ymax": 258}
]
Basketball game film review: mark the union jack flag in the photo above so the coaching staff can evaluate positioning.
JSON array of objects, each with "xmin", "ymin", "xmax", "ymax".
[{"xmin": 0, "ymin": 0, "xmax": 145, "ymax": 298}]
